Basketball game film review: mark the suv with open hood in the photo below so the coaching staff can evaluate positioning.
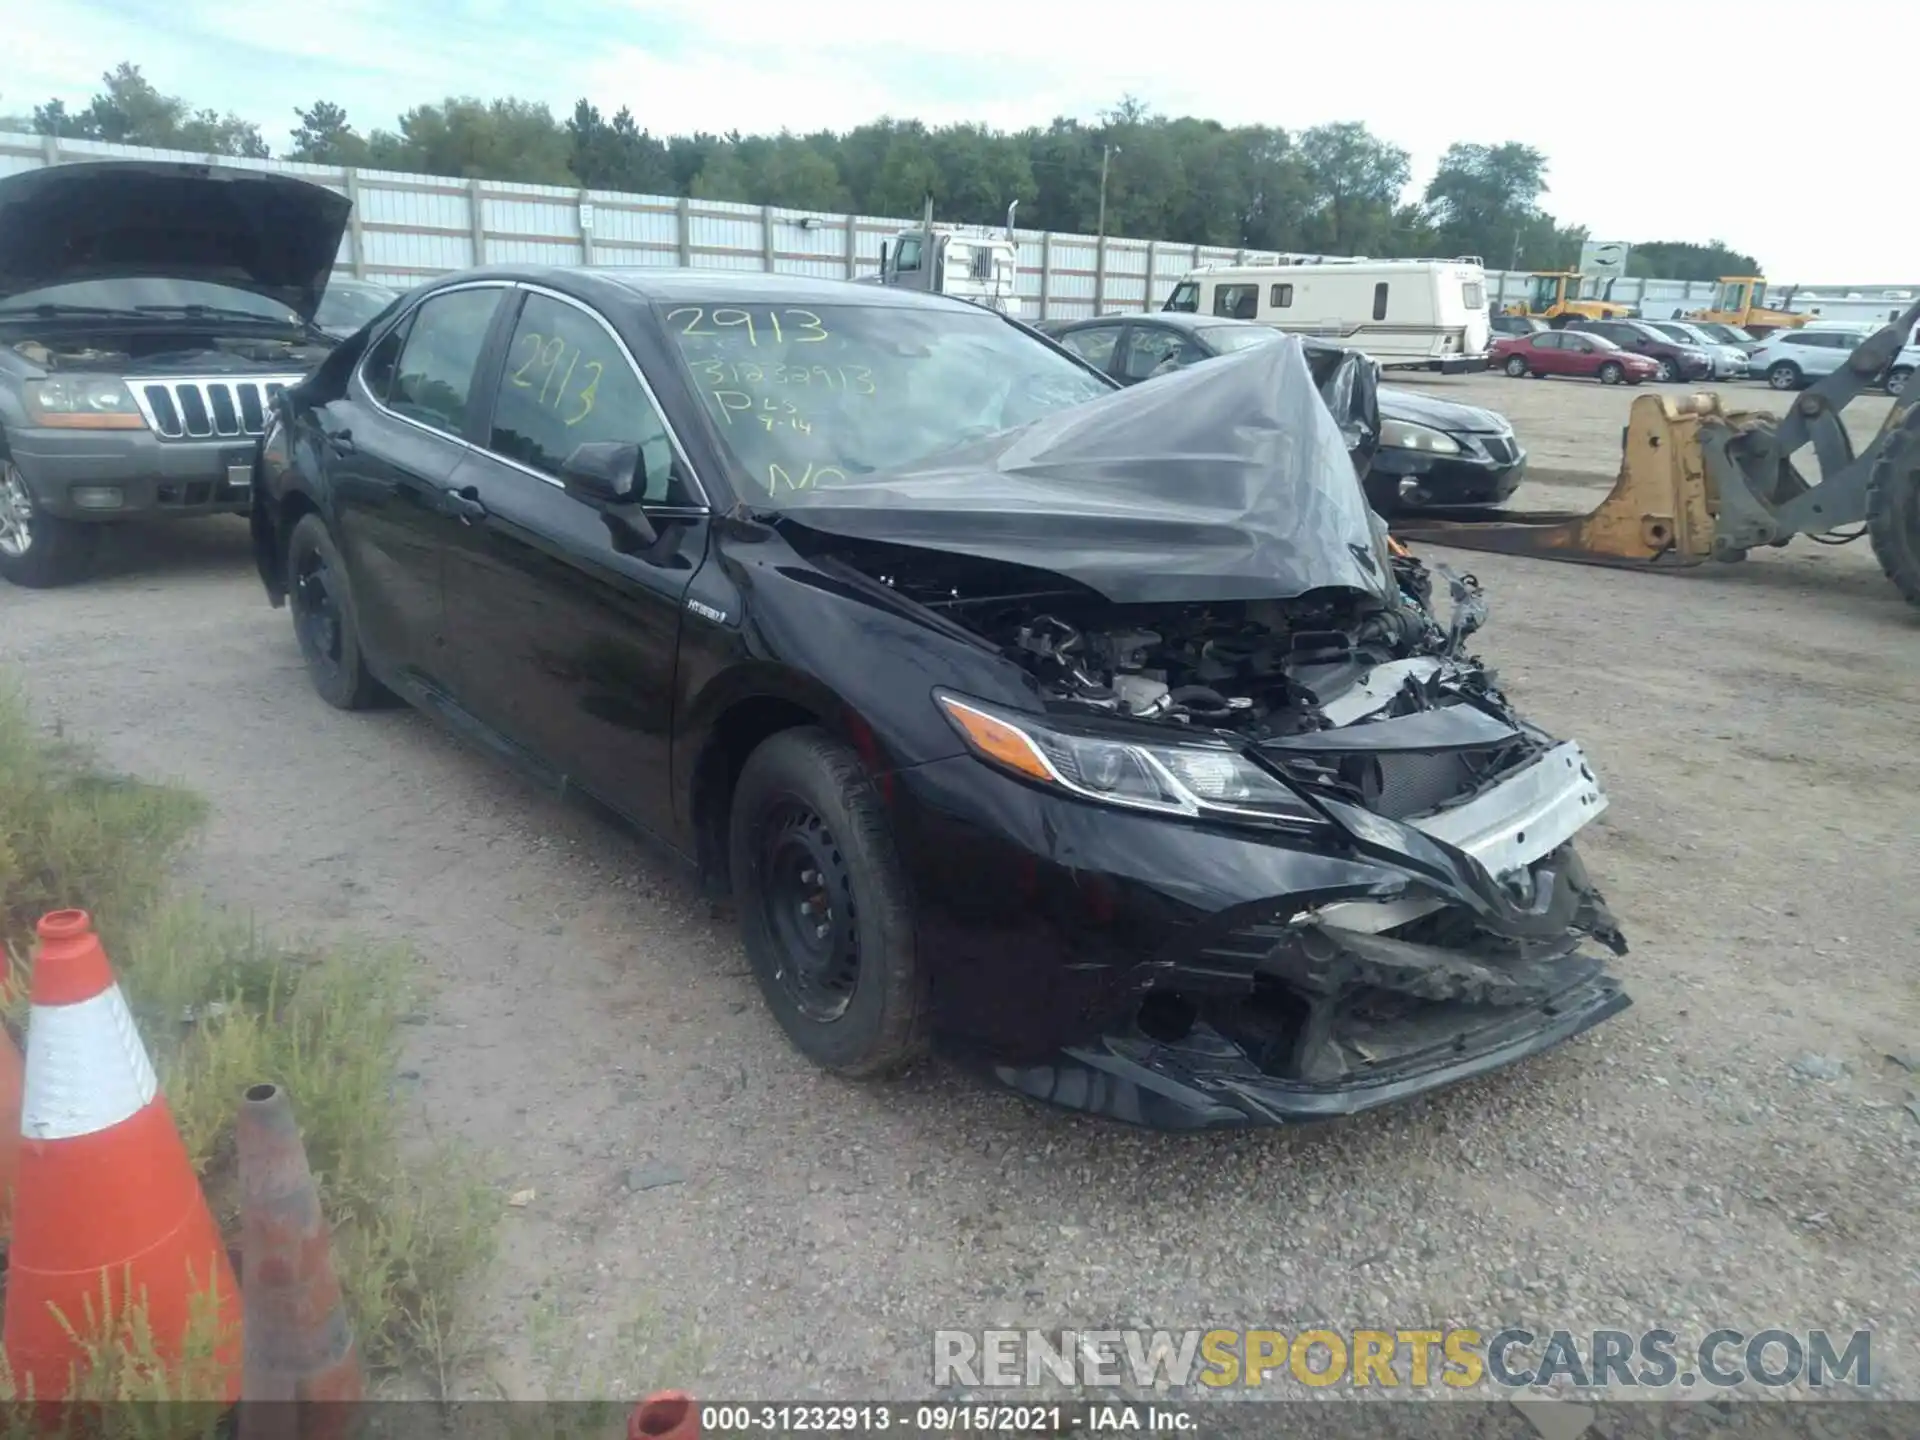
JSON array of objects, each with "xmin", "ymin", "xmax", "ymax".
[{"xmin": 0, "ymin": 159, "xmax": 351, "ymax": 588}]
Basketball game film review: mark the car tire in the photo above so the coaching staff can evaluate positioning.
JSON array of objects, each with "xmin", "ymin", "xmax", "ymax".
[
  {"xmin": 285, "ymin": 512, "xmax": 389, "ymax": 711},
  {"xmin": 1503, "ymin": 355, "xmax": 1528, "ymax": 377},
  {"xmin": 728, "ymin": 725, "xmax": 929, "ymax": 1078},
  {"xmin": 1767, "ymin": 362, "xmax": 1803, "ymax": 391},
  {"xmin": 1598, "ymin": 362, "xmax": 1625, "ymax": 385},
  {"xmin": 1656, "ymin": 358, "xmax": 1679, "ymax": 383},
  {"xmin": 1887, "ymin": 366, "xmax": 1912, "ymax": 397},
  {"xmin": 0, "ymin": 457, "xmax": 101, "ymax": 589}
]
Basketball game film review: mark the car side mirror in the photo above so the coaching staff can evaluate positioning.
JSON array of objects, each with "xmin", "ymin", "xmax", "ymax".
[
  {"xmin": 560, "ymin": 441, "xmax": 660, "ymax": 549},
  {"xmin": 560, "ymin": 441, "xmax": 643, "ymax": 505}
]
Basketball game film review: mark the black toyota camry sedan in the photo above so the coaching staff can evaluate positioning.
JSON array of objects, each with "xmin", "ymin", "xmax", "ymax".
[
  {"xmin": 1039, "ymin": 312, "xmax": 1528, "ymax": 515},
  {"xmin": 251, "ymin": 267, "xmax": 1629, "ymax": 1130}
]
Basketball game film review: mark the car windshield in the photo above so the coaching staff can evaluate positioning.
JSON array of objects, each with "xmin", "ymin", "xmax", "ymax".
[
  {"xmin": 316, "ymin": 280, "xmax": 399, "ymax": 332},
  {"xmin": 1199, "ymin": 325, "xmax": 1282, "ymax": 354},
  {"xmin": 663, "ymin": 300, "xmax": 1113, "ymax": 504},
  {"xmin": 0, "ymin": 276, "xmax": 302, "ymax": 326}
]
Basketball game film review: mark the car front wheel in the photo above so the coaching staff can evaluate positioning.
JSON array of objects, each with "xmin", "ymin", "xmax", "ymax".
[
  {"xmin": 1598, "ymin": 362, "xmax": 1625, "ymax": 385},
  {"xmin": 0, "ymin": 458, "xmax": 100, "ymax": 589},
  {"xmin": 729, "ymin": 726, "xmax": 929, "ymax": 1077},
  {"xmin": 286, "ymin": 512, "xmax": 389, "ymax": 710},
  {"xmin": 1503, "ymin": 355, "xmax": 1529, "ymax": 377},
  {"xmin": 1767, "ymin": 362, "xmax": 1803, "ymax": 391}
]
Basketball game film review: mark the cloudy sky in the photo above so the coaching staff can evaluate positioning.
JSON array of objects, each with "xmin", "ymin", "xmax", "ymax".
[{"xmin": 5, "ymin": 0, "xmax": 1914, "ymax": 281}]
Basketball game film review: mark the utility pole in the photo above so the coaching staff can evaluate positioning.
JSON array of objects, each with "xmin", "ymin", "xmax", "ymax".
[{"xmin": 1096, "ymin": 143, "xmax": 1118, "ymax": 241}]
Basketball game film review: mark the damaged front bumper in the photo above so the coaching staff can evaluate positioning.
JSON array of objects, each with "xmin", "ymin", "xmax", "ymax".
[{"xmin": 894, "ymin": 709, "xmax": 1631, "ymax": 1131}]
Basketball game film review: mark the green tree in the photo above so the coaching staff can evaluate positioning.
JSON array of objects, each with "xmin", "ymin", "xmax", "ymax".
[
  {"xmin": 566, "ymin": 101, "xmax": 672, "ymax": 193},
  {"xmin": 367, "ymin": 97, "xmax": 570, "ymax": 184},
  {"xmin": 1626, "ymin": 240, "xmax": 1761, "ymax": 282},
  {"xmin": 289, "ymin": 101, "xmax": 369, "ymax": 165},
  {"xmin": 1296, "ymin": 122, "xmax": 1409, "ymax": 255},
  {"xmin": 31, "ymin": 63, "xmax": 266, "ymax": 156},
  {"xmin": 1424, "ymin": 141, "xmax": 1552, "ymax": 266}
]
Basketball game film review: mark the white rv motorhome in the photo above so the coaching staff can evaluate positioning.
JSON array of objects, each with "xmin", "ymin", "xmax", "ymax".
[{"xmin": 1163, "ymin": 256, "xmax": 1492, "ymax": 372}]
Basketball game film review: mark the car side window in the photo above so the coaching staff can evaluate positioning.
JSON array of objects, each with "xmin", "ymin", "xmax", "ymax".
[
  {"xmin": 360, "ymin": 313, "xmax": 414, "ymax": 404},
  {"xmin": 1534, "ymin": 333, "xmax": 1562, "ymax": 350},
  {"xmin": 1122, "ymin": 328, "xmax": 1201, "ymax": 381},
  {"xmin": 487, "ymin": 291, "xmax": 689, "ymax": 504},
  {"xmin": 1213, "ymin": 285, "xmax": 1258, "ymax": 320},
  {"xmin": 1060, "ymin": 325, "xmax": 1122, "ymax": 369},
  {"xmin": 1566, "ymin": 337, "xmax": 1592, "ymax": 353},
  {"xmin": 388, "ymin": 288, "xmax": 503, "ymax": 437}
]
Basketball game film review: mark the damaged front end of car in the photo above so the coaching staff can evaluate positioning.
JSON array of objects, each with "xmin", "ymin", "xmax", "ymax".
[{"xmin": 773, "ymin": 338, "xmax": 1631, "ymax": 1129}]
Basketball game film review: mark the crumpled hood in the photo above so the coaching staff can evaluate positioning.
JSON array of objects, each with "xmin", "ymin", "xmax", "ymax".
[
  {"xmin": 774, "ymin": 337, "xmax": 1395, "ymax": 607},
  {"xmin": 0, "ymin": 160, "xmax": 351, "ymax": 322},
  {"xmin": 1377, "ymin": 383, "xmax": 1506, "ymax": 435}
]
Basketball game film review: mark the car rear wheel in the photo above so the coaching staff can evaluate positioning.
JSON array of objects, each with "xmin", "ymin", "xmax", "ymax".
[
  {"xmin": 729, "ymin": 726, "xmax": 929, "ymax": 1077},
  {"xmin": 1598, "ymin": 362, "xmax": 1625, "ymax": 385},
  {"xmin": 286, "ymin": 512, "xmax": 389, "ymax": 710},
  {"xmin": 0, "ymin": 458, "xmax": 100, "ymax": 590},
  {"xmin": 1503, "ymin": 355, "xmax": 1529, "ymax": 377},
  {"xmin": 1767, "ymin": 362, "xmax": 1803, "ymax": 391},
  {"xmin": 1656, "ymin": 358, "xmax": 1679, "ymax": 383}
]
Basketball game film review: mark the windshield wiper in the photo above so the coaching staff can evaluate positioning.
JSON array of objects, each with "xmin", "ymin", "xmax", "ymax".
[
  {"xmin": 0, "ymin": 302, "xmax": 150, "ymax": 320},
  {"xmin": 134, "ymin": 304, "xmax": 302, "ymax": 326}
]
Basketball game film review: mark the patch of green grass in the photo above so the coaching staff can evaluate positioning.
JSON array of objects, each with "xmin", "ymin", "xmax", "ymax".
[
  {"xmin": 0, "ymin": 678, "xmax": 502, "ymax": 1398},
  {"xmin": 525, "ymin": 1285, "xmax": 710, "ymax": 1411}
]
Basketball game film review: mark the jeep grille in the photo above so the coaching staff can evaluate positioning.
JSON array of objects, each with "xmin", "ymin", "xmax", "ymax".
[{"xmin": 130, "ymin": 377, "xmax": 303, "ymax": 440}]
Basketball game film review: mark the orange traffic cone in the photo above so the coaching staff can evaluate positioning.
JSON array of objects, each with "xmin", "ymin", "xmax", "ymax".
[
  {"xmin": 236, "ymin": 1081, "xmax": 362, "ymax": 1438},
  {"xmin": 630, "ymin": 1392, "xmax": 698, "ymax": 1440},
  {"xmin": 2, "ymin": 910, "xmax": 241, "ymax": 1400},
  {"xmin": 0, "ymin": 1022, "xmax": 21, "ymax": 1243}
]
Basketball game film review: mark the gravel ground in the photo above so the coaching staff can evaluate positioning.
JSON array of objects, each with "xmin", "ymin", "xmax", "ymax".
[{"xmin": 2, "ymin": 373, "xmax": 1917, "ymax": 1412}]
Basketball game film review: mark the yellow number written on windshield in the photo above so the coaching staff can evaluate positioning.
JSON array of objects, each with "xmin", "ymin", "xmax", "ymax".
[{"xmin": 507, "ymin": 331, "xmax": 603, "ymax": 426}]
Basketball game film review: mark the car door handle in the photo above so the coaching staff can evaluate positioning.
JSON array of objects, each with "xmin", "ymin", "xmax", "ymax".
[
  {"xmin": 323, "ymin": 426, "xmax": 355, "ymax": 453},
  {"xmin": 443, "ymin": 485, "xmax": 488, "ymax": 524}
]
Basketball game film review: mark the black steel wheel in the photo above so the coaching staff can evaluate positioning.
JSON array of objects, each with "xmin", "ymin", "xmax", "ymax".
[
  {"xmin": 729, "ymin": 726, "xmax": 928, "ymax": 1076},
  {"xmin": 286, "ymin": 513, "xmax": 388, "ymax": 710}
]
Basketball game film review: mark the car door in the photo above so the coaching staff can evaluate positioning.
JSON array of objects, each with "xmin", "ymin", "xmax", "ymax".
[
  {"xmin": 1054, "ymin": 323, "xmax": 1126, "ymax": 381},
  {"xmin": 439, "ymin": 284, "xmax": 710, "ymax": 842},
  {"xmin": 326, "ymin": 282, "xmax": 510, "ymax": 689},
  {"xmin": 1560, "ymin": 334, "xmax": 1602, "ymax": 375},
  {"xmin": 1529, "ymin": 332, "xmax": 1566, "ymax": 374}
]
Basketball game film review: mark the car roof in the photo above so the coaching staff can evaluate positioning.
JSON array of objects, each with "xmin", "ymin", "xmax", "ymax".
[
  {"xmin": 1053, "ymin": 312, "xmax": 1232, "ymax": 334},
  {"xmin": 417, "ymin": 264, "xmax": 984, "ymax": 314}
]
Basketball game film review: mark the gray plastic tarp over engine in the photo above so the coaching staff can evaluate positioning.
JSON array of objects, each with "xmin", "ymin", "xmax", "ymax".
[{"xmin": 774, "ymin": 336, "xmax": 1393, "ymax": 606}]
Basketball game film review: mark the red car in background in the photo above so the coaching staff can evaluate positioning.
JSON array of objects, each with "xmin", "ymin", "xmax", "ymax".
[{"xmin": 1490, "ymin": 330, "xmax": 1661, "ymax": 385}]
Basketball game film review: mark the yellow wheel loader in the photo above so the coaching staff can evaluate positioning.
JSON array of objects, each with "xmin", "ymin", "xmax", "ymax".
[
  {"xmin": 1389, "ymin": 298, "xmax": 1920, "ymax": 610},
  {"xmin": 1503, "ymin": 271, "xmax": 1635, "ymax": 326},
  {"xmin": 1684, "ymin": 276, "xmax": 1808, "ymax": 337}
]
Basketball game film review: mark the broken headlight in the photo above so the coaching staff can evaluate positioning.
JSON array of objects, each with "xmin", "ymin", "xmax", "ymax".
[{"xmin": 935, "ymin": 690, "xmax": 1324, "ymax": 829}]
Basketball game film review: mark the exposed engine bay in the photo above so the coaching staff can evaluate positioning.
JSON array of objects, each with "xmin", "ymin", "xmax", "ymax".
[{"xmin": 9, "ymin": 331, "xmax": 333, "ymax": 375}]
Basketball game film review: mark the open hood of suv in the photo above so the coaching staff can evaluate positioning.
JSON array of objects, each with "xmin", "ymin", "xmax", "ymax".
[{"xmin": 0, "ymin": 160, "xmax": 352, "ymax": 322}]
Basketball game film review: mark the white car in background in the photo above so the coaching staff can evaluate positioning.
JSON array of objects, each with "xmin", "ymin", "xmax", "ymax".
[
  {"xmin": 1745, "ymin": 327, "xmax": 1876, "ymax": 390},
  {"xmin": 1644, "ymin": 320, "xmax": 1749, "ymax": 379}
]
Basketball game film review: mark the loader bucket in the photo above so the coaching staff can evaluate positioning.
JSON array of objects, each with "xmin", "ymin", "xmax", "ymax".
[{"xmin": 1391, "ymin": 393, "xmax": 1725, "ymax": 571}]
